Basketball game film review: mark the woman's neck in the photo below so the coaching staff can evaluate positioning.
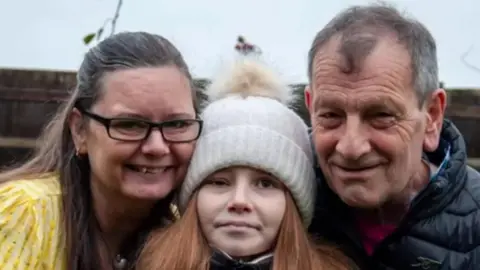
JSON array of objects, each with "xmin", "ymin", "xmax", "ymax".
[{"xmin": 90, "ymin": 179, "xmax": 156, "ymax": 251}]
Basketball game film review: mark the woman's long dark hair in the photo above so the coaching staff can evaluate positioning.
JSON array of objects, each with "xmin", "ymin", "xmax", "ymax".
[{"xmin": 0, "ymin": 31, "xmax": 198, "ymax": 270}]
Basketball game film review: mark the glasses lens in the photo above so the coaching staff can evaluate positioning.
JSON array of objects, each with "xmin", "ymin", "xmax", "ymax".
[
  {"xmin": 162, "ymin": 120, "xmax": 201, "ymax": 142},
  {"xmin": 109, "ymin": 119, "xmax": 149, "ymax": 140}
]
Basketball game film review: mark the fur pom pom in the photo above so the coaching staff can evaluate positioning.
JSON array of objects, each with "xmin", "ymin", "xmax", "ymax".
[{"xmin": 205, "ymin": 59, "xmax": 294, "ymax": 105}]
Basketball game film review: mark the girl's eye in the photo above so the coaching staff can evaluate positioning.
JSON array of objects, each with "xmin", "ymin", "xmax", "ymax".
[
  {"xmin": 207, "ymin": 178, "xmax": 229, "ymax": 186},
  {"xmin": 256, "ymin": 178, "xmax": 276, "ymax": 189}
]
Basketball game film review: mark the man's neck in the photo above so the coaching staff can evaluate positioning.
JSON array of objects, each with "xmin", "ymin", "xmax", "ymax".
[{"xmin": 358, "ymin": 160, "xmax": 436, "ymax": 224}]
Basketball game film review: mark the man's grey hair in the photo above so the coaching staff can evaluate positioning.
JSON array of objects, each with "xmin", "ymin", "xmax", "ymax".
[{"xmin": 307, "ymin": 3, "xmax": 439, "ymax": 105}]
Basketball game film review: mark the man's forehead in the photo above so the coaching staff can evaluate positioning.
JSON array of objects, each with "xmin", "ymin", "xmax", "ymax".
[
  {"xmin": 311, "ymin": 35, "xmax": 344, "ymax": 72},
  {"xmin": 312, "ymin": 35, "xmax": 410, "ymax": 72},
  {"xmin": 311, "ymin": 36, "xmax": 413, "ymax": 95}
]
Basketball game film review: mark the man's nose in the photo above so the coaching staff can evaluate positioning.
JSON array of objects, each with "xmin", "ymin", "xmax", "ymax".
[
  {"xmin": 335, "ymin": 116, "xmax": 371, "ymax": 160},
  {"xmin": 141, "ymin": 129, "xmax": 171, "ymax": 155},
  {"xmin": 227, "ymin": 186, "xmax": 252, "ymax": 214}
]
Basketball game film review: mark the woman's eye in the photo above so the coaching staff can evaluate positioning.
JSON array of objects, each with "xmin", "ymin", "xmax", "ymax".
[
  {"xmin": 164, "ymin": 120, "xmax": 191, "ymax": 129},
  {"xmin": 113, "ymin": 120, "xmax": 147, "ymax": 129}
]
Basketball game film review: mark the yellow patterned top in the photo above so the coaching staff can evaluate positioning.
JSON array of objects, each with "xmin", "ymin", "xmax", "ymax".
[
  {"xmin": 0, "ymin": 173, "xmax": 180, "ymax": 270},
  {"xmin": 0, "ymin": 174, "xmax": 65, "ymax": 270}
]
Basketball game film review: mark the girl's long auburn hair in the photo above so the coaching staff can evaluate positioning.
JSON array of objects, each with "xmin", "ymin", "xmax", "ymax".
[{"xmin": 136, "ymin": 192, "xmax": 356, "ymax": 270}]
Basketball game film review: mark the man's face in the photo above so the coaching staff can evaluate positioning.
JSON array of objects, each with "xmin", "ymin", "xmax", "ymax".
[{"xmin": 306, "ymin": 36, "xmax": 445, "ymax": 208}]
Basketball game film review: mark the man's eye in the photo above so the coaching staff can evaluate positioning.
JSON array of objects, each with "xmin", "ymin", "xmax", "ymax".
[
  {"xmin": 316, "ymin": 112, "xmax": 343, "ymax": 129},
  {"xmin": 375, "ymin": 112, "xmax": 395, "ymax": 118},
  {"xmin": 369, "ymin": 112, "xmax": 397, "ymax": 128},
  {"xmin": 319, "ymin": 112, "xmax": 340, "ymax": 118},
  {"xmin": 371, "ymin": 112, "xmax": 397, "ymax": 122}
]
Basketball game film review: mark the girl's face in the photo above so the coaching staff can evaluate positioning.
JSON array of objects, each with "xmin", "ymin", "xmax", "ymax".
[{"xmin": 196, "ymin": 166, "xmax": 286, "ymax": 258}]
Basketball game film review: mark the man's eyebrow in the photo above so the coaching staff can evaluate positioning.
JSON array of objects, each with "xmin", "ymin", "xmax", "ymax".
[
  {"xmin": 358, "ymin": 96, "xmax": 406, "ymax": 112},
  {"xmin": 313, "ymin": 95, "xmax": 406, "ymax": 112},
  {"xmin": 313, "ymin": 97, "xmax": 344, "ymax": 110}
]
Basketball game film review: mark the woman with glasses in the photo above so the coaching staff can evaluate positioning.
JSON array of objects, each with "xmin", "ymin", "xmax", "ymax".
[{"xmin": 0, "ymin": 32, "xmax": 201, "ymax": 270}]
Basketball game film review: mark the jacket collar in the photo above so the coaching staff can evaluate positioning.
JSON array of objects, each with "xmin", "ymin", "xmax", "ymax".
[
  {"xmin": 424, "ymin": 119, "xmax": 467, "ymax": 170},
  {"xmin": 210, "ymin": 248, "xmax": 273, "ymax": 269},
  {"xmin": 419, "ymin": 119, "xmax": 468, "ymax": 210}
]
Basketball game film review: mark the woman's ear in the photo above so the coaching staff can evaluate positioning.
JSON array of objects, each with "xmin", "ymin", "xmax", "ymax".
[{"xmin": 69, "ymin": 108, "xmax": 87, "ymax": 155}]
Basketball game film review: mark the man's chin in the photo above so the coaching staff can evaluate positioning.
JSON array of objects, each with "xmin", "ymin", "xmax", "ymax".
[{"xmin": 338, "ymin": 187, "xmax": 387, "ymax": 209}]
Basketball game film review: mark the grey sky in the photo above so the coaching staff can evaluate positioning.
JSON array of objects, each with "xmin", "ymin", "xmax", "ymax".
[{"xmin": 0, "ymin": 0, "xmax": 479, "ymax": 87}]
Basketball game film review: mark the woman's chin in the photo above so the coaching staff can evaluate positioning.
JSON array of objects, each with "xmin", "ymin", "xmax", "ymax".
[{"xmin": 121, "ymin": 178, "xmax": 177, "ymax": 201}]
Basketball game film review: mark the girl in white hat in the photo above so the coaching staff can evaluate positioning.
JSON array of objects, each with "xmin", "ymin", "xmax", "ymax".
[{"xmin": 136, "ymin": 60, "xmax": 355, "ymax": 270}]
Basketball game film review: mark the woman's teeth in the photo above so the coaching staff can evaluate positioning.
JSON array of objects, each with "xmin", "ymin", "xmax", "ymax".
[{"xmin": 127, "ymin": 165, "xmax": 167, "ymax": 174}]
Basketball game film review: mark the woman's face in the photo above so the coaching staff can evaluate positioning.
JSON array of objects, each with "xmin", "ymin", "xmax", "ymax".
[
  {"xmin": 196, "ymin": 166, "xmax": 286, "ymax": 258},
  {"xmin": 70, "ymin": 66, "xmax": 197, "ymax": 202}
]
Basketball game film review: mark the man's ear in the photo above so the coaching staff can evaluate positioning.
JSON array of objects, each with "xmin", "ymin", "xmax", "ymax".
[
  {"xmin": 304, "ymin": 85, "xmax": 313, "ymax": 113},
  {"xmin": 68, "ymin": 108, "xmax": 87, "ymax": 155},
  {"xmin": 423, "ymin": 88, "xmax": 447, "ymax": 152}
]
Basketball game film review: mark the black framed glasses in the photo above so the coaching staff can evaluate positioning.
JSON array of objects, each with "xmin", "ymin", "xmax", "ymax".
[{"xmin": 76, "ymin": 106, "xmax": 203, "ymax": 143}]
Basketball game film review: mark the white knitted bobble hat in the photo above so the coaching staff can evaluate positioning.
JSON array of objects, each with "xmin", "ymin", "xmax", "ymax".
[{"xmin": 179, "ymin": 59, "xmax": 316, "ymax": 226}]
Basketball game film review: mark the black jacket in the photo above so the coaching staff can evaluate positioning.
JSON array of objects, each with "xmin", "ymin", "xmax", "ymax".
[
  {"xmin": 308, "ymin": 119, "xmax": 480, "ymax": 270},
  {"xmin": 210, "ymin": 250, "xmax": 273, "ymax": 270}
]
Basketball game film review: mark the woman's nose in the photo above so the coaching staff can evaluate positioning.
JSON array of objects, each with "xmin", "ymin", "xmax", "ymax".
[
  {"xmin": 226, "ymin": 186, "xmax": 252, "ymax": 214},
  {"xmin": 141, "ymin": 129, "xmax": 171, "ymax": 156}
]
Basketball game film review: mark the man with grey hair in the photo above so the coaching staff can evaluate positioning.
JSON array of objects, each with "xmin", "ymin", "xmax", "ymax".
[{"xmin": 305, "ymin": 4, "xmax": 480, "ymax": 270}]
